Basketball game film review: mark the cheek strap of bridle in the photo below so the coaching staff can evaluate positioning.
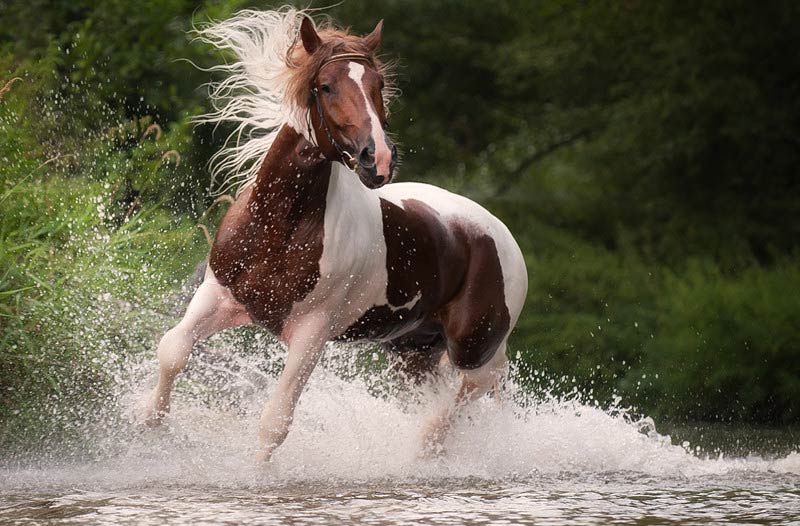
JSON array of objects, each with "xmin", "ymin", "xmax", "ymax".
[
  {"xmin": 309, "ymin": 52, "xmax": 373, "ymax": 172},
  {"xmin": 310, "ymin": 86, "xmax": 358, "ymax": 172}
]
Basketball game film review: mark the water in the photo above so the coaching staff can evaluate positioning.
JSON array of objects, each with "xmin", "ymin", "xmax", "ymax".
[
  {"xmin": 2, "ymin": 475, "xmax": 799, "ymax": 526},
  {"xmin": 1, "ymin": 343, "xmax": 798, "ymax": 525}
]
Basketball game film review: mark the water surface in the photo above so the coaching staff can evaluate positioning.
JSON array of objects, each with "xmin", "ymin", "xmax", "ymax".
[{"xmin": 2, "ymin": 345, "xmax": 798, "ymax": 525}]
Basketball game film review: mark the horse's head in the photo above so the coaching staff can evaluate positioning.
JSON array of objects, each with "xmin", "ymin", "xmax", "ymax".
[{"xmin": 300, "ymin": 17, "xmax": 397, "ymax": 189}]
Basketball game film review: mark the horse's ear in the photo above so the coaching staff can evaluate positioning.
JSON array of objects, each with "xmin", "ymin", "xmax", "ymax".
[
  {"xmin": 364, "ymin": 19, "xmax": 383, "ymax": 52},
  {"xmin": 300, "ymin": 16, "xmax": 322, "ymax": 54}
]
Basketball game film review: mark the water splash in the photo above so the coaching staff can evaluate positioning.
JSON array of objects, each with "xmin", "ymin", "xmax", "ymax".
[{"xmin": 2, "ymin": 326, "xmax": 797, "ymax": 493}]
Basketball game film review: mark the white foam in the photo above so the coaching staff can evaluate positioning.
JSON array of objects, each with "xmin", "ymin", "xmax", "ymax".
[{"xmin": 1, "ymin": 337, "xmax": 797, "ymax": 492}]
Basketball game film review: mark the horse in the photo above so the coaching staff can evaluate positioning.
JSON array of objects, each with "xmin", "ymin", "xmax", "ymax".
[{"xmin": 140, "ymin": 8, "xmax": 528, "ymax": 462}]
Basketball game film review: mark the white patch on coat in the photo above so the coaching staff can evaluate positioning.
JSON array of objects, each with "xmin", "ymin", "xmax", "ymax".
[
  {"xmin": 284, "ymin": 171, "xmax": 526, "ymax": 349},
  {"xmin": 387, "ymin": 290, "xmax": 422, "ymax": 313},
  {"xmin": 283, "ymin": 162, "xmax": 410, "ymax": 339}
]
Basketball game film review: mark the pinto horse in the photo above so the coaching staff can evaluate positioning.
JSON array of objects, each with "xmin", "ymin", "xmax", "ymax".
[{"xmin": 141, "ymin": 9, "xmax": 527, "ymax": 461}]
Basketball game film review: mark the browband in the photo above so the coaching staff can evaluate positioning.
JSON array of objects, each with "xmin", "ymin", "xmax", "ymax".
[{"xmin": 318, "ymin": 53, "xmax": 373, "ymax": 72}]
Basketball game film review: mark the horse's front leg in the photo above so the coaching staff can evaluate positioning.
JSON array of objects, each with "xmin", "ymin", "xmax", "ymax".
[
  {"xmin": 141, "ymin": 267, "xmax": 252, "ymax": 425},
  {"xmin": 256, "ymin": 311, "xmax": 329, "ymax": 462}
]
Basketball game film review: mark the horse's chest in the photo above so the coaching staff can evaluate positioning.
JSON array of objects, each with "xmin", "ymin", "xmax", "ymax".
[
  {"xmin": 212, "ymin": 206, "xmax": 326, "ymax": 335},
  {"xmin": 218, "ymin": 170, "xmax": 390, "ymax": 336},
  {"xmin": 290, "ymin": 176, "xmax": 392, "ymax": 333}
]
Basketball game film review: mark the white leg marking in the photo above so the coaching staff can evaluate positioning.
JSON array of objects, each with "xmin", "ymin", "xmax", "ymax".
[
  {"xmin": 141, "ymin": 268, "xmax": 252, "ymax": 425},
  {"xmin": 256, "ymin": 311, "xmax": 330, "ymax": 462},
  {"xmin": 420, "ymin": 341, "xmax": 509, "ymax": 457}
]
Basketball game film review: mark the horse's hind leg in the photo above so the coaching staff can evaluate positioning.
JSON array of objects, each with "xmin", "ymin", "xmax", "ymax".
[
  {"xmin": 141, "ymin": 267, "xmax": 252, "ymax": 425},
  {"xmin": 419, "ymin": 229, "xmax": 524, "ymax": 455},
  {"xmin": 420, "ymin": 341, "xmax": 508, "ymax": 456},
  {"xmin": 384, "ymin": 331, "xmax": 446, "ymax": 385}
]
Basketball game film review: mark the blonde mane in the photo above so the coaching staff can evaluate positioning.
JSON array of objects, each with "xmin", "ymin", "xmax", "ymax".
[{"xmin": 194, "ymin": 7, "xmax": 396, "ymax": 196}]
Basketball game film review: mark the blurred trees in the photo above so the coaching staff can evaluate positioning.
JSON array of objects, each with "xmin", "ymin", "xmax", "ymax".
[
  {"xmin": 2, "ymin": 0, "xmax": 799, "ymax": 423},
  {"xmin": 335, "ymin": 0, "xmax": 800, "ymax": 263}
]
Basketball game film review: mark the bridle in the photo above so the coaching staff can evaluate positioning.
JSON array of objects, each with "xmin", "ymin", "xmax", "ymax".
[{"xmin": 309, "ymin": 52, "xmax": 374, "ymax": 172}]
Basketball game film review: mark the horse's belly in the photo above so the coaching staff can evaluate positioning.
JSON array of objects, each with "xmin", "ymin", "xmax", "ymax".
[{"xmin": 336, "ymin": 302, "xmax": 427, "ymax": 342}]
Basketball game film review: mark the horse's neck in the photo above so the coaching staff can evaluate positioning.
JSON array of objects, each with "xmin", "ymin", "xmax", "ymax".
[
  {"xmin": 249, "ymin": 124, "xmax": 377, "ymax": 228},
  {"xmin": 250, "ymin": 124, "xmax": 329, "ymax": 217},
  {"xmin": 245, "ymin": 123, "xmax": 383, "ymax": 278},
  {"xmin": 320, "ymin": 161, "xmax": 387, "ymax": 266},
  {"xmin": 326, "ymin": 161, "xmax": 380, "ymax": 220}
]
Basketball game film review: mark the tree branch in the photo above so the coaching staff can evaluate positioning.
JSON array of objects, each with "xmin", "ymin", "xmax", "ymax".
[{"xmin": 493, "ymin": 129, "xmax": 593, "ymax": 198}]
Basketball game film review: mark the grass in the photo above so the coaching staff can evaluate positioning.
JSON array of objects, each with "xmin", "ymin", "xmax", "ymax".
[{"xmin": 0, "ymin": 77, "xmax": 209, "ymax": 452}]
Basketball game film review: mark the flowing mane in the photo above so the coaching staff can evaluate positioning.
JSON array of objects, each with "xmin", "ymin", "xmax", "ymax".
[{"xmin": 194, "ymin": 7, "xmax": 397, "ymax": 196}]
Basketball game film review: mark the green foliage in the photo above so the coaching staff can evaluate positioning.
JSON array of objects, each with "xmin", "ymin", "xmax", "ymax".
[
  {"xmin": 1, "ymin": 0, "xmax": 799, "ymax": 441},
  {"xmin": 0, "ymin": 172, "xmax": 206, "ymax": 450},
  {"xmin": 508, "ymin": 217, "xmax": 660, "ymax": 404},
  {"xmin": 509, "ymin": 215, "xmax": 800, "ymax": 423},
  {"xmin": 636, "ymin": 260, "xmax": 800, "ymax": 423},
  {"xmin": 0, "ymin": 49, "xmax": 208, "ymax": 449},
  {"xmin": 334, "ymin": 0, "xmax": 800, "ymax": 263}
]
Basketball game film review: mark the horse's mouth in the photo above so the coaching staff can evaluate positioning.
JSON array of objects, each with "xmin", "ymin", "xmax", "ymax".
[{"xmin": 359, "ymin": 172, "xmax": 390, "ymax": 189}]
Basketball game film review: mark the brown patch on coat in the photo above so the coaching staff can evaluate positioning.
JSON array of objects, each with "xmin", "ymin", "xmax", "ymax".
[
  {"xmin": 337, "ymin": 198, "xmax": 464, "ymax": 341},
  {"xmin": 340, "ymin": 197, "xmax": 510, "ymax": 370},
  {"xmin": 209, "ymin": 126, "xmax": 329, "ymax": 335},
  {"xmin": 383, "ymin": 328, "xmax": 447, "ymax": 383},
  {"xmin": 438, "ymin": 230, "xmax": 511, "ymax": 369}
]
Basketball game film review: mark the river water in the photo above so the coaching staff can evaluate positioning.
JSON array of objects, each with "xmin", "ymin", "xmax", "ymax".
[{"xmin": 1, "ymin": 344, "xmax": 798, "ymax": 525}]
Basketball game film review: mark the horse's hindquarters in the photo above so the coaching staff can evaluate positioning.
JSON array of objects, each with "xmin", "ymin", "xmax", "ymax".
[{"xmin": 376, "ymin": 182, "xmax": 528, "ymax": 368}]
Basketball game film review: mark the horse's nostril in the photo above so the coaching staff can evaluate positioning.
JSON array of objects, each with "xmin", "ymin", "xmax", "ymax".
[{"xmin": 359, "ymin": 146, "xmax": 375, "ymax": 167}]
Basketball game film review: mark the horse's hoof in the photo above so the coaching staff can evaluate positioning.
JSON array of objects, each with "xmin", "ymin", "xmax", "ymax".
[
  {"xmin": 418, "ymin": 445, "xmax": 445, "ymax": 460},
  {"xmin": 143, "ymin": 411, "xmax": 166, "ymax": 428},
  {"xmin": 254, "ymin": 449, "xmax": 273, "ymax": 463},
  {"xmin": 137, "ymin": 408, "xmax": 166, "ymax": 428},
  {"xmin": 418, "ymin": 435, "xmax": 446, "ymax": 460},
  {"xmin": 418, "ymin": 416, "xmax": 449, "ymax": 460},
  {"xmin": 133, "ymin": 393, "xmax": 168, "ymax": 427}
]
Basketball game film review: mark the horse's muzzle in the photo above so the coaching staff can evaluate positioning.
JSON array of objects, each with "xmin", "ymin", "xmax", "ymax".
[{"xmin": 358, "ymin": 141, "xmax": 397, "ymax": 189}]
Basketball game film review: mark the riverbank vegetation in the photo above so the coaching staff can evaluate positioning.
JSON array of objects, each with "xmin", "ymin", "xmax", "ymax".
[{"xmin": 2, "ymin": 1, "xmax": 798, "ymax": 449}]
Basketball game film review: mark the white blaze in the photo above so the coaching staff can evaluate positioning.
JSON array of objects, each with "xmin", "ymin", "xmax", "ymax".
[{"xmin": 348, "ymin": 62, "xmax": 392, "ymax": 175}]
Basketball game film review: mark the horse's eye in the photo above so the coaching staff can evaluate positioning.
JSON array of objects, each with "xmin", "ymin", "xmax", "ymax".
[{"xmin": 320, "ymin": 84, "xmax": 332, "ymax": 94}]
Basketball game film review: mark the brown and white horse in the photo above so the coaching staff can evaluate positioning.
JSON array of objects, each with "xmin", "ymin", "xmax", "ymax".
[{"xmin": 141, "ymin": 8, "xmax": 527, "ymax": 461}]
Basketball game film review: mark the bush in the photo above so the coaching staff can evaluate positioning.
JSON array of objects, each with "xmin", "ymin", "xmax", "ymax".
[
  {"xmin": 500, "ymin": 204, "xmax": 800, "ymax": 423},
  {"xmin": 0, "ymin": 67, "xmax": 208, "ymax": 451},
  {"xmin": 635, "ymin": 259, "xmax": 800, "ymax": 423}
]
